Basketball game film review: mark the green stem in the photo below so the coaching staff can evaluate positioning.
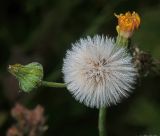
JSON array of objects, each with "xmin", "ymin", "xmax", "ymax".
[
  {"xmin": 41, "ymin": 81, "xmax": 66, "ymax": 88},
  {"xmin": 98, "ymin": 107, "xmax": 107, "ymax": 136},
  {"xmin": 116, "ymin": 35, "xmax": 128, "ymax": 47}
]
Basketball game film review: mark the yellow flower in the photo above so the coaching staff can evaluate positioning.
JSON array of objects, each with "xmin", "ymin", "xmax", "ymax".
[{"xmin": 115, "ymin": 11, "xmax": 140, "ymax": 38}]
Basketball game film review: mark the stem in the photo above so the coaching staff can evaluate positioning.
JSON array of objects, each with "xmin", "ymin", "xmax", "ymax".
[
  {"xmin": 98, "ymin": 107, "xmax": 107, "ymax": 136},
  {"xmin": 41, "ymin": 81, "xmax": 66, "ymax": 88},
  {"xmin": 116, "ymin": 35, "xmax": 128, "ymax": 47}
]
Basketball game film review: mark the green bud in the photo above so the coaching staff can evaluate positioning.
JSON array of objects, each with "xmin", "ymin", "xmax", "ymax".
[{"xmin": 8, "ymin": 62, "xmax": 43, "ymax": 92}]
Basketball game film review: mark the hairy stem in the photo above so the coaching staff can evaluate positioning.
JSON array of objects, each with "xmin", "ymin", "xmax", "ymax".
[
  {"xmin": 98, "ymin": 107, "xmax": 107, "ymax": 136},
  {"xmin": 41, "ymin": 81, "xmax": 66, "ymax": 88},
  {"xmin": 116, "ymin": 35, "xmax": 128, "ymax": 47}
]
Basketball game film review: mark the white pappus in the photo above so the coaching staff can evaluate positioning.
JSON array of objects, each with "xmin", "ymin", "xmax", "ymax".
[{"xmin": 62, "ymin": 35, "xmax": 137, "ymax": 108}]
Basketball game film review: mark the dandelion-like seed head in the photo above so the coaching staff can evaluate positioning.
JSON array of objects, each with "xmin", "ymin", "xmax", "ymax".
[
  {"xmin": 115, "ymin": 11, "xmax": 140, "ymax": 38},
  {"xmin": 63, "ymin": 35, "xmax": 137, "ymax": 108}
]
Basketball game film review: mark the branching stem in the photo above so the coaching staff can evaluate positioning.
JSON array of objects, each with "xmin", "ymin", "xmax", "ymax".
[{"xmin": 41, "ymin": 81, "xmax": 66, "ymax": 88}]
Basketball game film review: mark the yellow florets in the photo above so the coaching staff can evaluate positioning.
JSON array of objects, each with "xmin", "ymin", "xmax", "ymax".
[{"xmin": 115, "ymin": 11, "xmax": 140, "ymax": 38}]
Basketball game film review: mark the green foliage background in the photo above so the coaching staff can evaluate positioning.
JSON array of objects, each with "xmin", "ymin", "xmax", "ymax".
[{"xmin": 0, "ymin": 0, "xmax": 160, "ymax": 135}]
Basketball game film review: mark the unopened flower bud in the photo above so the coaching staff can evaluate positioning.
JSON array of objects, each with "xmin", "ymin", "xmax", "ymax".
[{"xmin": 8, "ymin": 62, "xmax": 43, "ymax": 92}]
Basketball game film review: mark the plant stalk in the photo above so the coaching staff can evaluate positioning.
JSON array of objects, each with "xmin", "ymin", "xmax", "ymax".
[
  {"xmin": 98, "ymin": 107, "xmax": 107, "ymax": 136},
  {"xmin": 41, "ymin": 81, "xmax": 66, "ymax": 88},
  {"xmin": 116, "ymin": 35, "xmax": 128, "ymax": 47}
]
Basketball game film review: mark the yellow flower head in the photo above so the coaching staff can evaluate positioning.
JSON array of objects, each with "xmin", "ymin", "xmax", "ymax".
[{"xmin": 115, "ymin": 11, "xmax": 140, "ymax": 38}]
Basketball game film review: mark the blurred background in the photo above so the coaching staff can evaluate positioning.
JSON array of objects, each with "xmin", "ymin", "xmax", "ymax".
[{"xmin": 0, "ymin": 0, "xmax": 160, "ymax": 135}]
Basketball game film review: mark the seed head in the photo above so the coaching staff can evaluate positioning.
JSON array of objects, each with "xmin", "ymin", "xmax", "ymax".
[{"xmin": 63, "ymin": 35, "xmax": 137, "ymax": 108}]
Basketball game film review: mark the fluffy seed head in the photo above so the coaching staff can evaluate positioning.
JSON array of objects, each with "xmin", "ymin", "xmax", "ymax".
[{"xmin": 62, "ymin": 35, "xmax": 137, "ymax": 108}]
